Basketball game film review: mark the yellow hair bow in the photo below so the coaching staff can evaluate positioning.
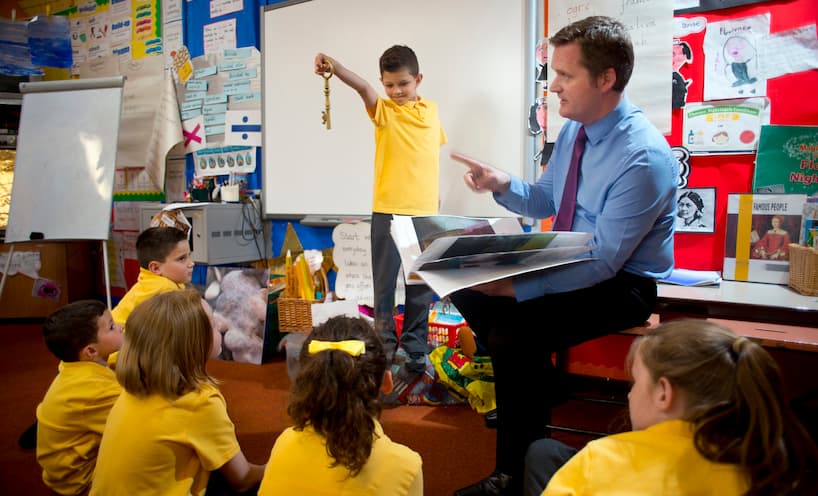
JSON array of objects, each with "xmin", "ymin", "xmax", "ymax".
[{"xmin": 308, "ymin": 339, "xmax": 366, "ymax": 357}]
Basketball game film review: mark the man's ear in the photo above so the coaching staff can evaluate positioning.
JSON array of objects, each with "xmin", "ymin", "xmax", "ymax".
[
  {"xmin": 381, "ymin": 370, "xmax": 394, "ymax": 395},
  {"xmin": 597, "ymin": 67, "xmax": 616, "ymax": 92}
]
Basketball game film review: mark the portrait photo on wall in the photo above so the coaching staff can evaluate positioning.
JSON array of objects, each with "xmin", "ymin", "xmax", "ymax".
[{"xmin": 676, "ymin": 187, "xmax": 716, "ymax": 233}]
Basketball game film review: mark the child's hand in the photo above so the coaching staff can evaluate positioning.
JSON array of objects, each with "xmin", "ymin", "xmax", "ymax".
[{"xmin": 314, "ymin": 53, "xmax": 333, "ymax": 76}]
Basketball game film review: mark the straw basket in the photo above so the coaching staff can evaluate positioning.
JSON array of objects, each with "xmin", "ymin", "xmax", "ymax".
[
  {"xmin": 788, "ymin": 243, "xmax": 818, "ymax": 296},
  {"xmin": 277, "ymin": 269, "xmax": 329, "ymax": 333}
]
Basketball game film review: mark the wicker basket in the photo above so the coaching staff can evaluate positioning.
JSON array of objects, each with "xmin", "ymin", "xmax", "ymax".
[
  {"xmin": 277, "ymin": 297, "xmax": 317, "ymax": 333},
  {"xmin": 788, "ymin": 243, "xmax": 818, "ymax": 296},
  {"xmin": 276, "ymin": 269, "xmax": 329, "ymax": 333}
]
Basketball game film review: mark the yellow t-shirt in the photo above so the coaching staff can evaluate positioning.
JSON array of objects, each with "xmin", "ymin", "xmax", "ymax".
[
  {"xmin": 543, "ymin": 419, "xmax": 749, "ymax": 495},
  {"xmin": 111, "ymin": 267, "xmax": 185, "ymax": 326},
  {"xmin": 90, "ymin": 384, "xmax": 240, "ymax": 496},
  {"xmin": 370, "ymin": 96, "xmax": 447, "ymax": 216},
  {"xmin": 108, "ymin": 268, "xmax": 185, "ymax": 366},
  {"xmin": 258, "ymin": 420, "xmax": 423, "ymax": 496},
  {"xmin": 36, "ymin": 361, "xmax": 122, "ymax": 495}
]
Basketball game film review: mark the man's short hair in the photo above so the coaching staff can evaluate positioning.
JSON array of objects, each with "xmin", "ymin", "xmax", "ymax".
[
  {"xmin": 135, "ymin": 227, "xmax": 188, "ymax": 269},
  {"xmin": 43, "ymin": 300, "xmax": 107, "ymax": 362},
  {"xmin": 550, "ymin": 16, "xmax": 634, "ymax": 92},
  {"xmin": 379, "ymin": 45, "xmax": 419, "ymax": 77}
]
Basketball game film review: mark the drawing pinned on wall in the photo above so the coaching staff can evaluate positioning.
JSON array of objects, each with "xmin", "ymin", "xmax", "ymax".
[
  {"xmin": 225, "ymin": 110, "xmax": 261, "ymax": 146},
  {"xmin": 182, "ymin": 115, "xmax": 207, "ymax": 153},
  {"xmin": 672, "ymin": 39, "xmax": 693, "ymax": 108},
  {"xmin": 672, "ymin": 146, "xmax": 691, "ymax": 188},
  {"xmin": 703, "ymin": 14, "xmax": 768, "ymax": 100},
  {"xmin": 535, "ymin": 38, "xmax": 547, "ymax": 82},
  {"xmin": 527, "ymin": 98, "xmax": 546, "ymax": 136}
]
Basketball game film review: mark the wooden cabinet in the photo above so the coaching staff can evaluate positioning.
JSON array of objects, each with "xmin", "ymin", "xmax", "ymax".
[{"xmin": 0, "ymin": 241, "xmax": 97, "ymax": 319}]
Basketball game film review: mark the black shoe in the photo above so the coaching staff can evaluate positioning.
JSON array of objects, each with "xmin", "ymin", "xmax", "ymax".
[
  {"xmin": 18, "ymin": 420, "xmax": 37, "ymax": 450},
  {"xmin": 453, "ymin": 471, "xmax": 512, "ymax": 496},
  {"xmin": 484, "ymin": 409, "xmax": 498, "ymax": 429}
]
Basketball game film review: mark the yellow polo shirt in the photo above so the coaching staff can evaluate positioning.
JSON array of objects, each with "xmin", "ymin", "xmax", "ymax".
[{"xmin": 370, "ymin": 96, "xmax": 446, "ymax": 216}]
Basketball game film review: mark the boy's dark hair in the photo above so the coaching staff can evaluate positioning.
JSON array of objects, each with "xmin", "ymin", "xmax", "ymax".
[
  {"xmin": 43, "ymin": 300, "xmax": 107, "ymax": 362},
  {"xmin": 379, "ymin": 45, "xmax": 419, "ymax": 77},
  {"xmin": 135, "ymin": 227, "xmax": 188, "ymax": 269},
  {"xmin": 550, "ymin": 16, "xmax": 634, "ymax": 93}
]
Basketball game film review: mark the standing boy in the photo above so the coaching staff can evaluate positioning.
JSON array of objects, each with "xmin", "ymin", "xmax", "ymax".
[
  {"xmin": 36, "ymin": 300, "xmax": 123, "ymax": 495},
  {"xmin": 108, "ymin": 226, "xmax": 195, "ymax": 366},
  {"xmin": 314, "ymin": 46, "xmax": 447, "ymax": 375}
]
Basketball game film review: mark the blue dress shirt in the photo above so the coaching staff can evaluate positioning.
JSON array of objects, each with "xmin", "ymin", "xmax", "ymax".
[{"xmin": 495, "ymin": 96, "xmax": 677, "ymax": 300}]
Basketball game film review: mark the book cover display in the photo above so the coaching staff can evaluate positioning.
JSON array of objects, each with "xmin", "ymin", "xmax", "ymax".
[
  {"xmin": 753, "ymin": 125, "xmax": 818, "ymax": 195},
  {"xmin": 723, "ymin": 194, "xmax": 806, "ymax": 284}
]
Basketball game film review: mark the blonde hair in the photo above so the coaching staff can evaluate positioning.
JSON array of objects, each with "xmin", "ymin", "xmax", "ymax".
[
  {"xmin": 116, "ymin": 289, "xmax": 216, "ymax": 398},
  {"xmin": 627, "ymin": 319, "xmax": 818, "ymax": 495}
]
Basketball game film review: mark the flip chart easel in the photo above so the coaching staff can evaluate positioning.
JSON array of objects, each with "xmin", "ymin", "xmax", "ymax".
[{"xmin": 0, "ymin": 76, "xmax": 126, "ymax": 308}]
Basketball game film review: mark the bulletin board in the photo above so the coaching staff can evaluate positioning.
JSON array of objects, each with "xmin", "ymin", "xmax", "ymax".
[
  {"xmin": 669, "ymin": 0, "xmax": 818, "ymax": 271},
  {"xmin": 261, "ymin": 0, "xmax": 539, "ymax": 219}
]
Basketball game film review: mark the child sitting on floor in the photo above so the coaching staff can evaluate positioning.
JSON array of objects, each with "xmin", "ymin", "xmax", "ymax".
[
  {"xmin": 36, "ymin": 300, "xmax": 123, "ymax": 495},
  {"xmin": 258, "ymin": 315, "xmax": 423, "ymax": 495},
  {"xmin": 90, "ymin": 289, "xmax": 263, "ymax": 495}
]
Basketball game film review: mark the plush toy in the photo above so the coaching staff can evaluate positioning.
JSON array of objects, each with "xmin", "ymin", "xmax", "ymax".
[{"xmin": 206, "ymin": 268, "xmax": 269, "ymax": 364}]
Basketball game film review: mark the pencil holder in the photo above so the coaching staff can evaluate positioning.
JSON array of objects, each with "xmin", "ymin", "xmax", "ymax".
[{"xmin": 788, "ymin": 243, "xmax": 818, "ymax": 296}]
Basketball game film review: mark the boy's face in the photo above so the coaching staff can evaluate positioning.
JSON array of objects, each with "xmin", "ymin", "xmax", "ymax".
[
  {"xmin": 380, "ymin": 68, "xmax": 422, "ymax": 105},
  {"xmin": 91, "ymin": 309, "xmax": 123, "ymax": 361},
  {"xmin": 152, "ymin": 240, "xmax": 194, "ymax": 284}
]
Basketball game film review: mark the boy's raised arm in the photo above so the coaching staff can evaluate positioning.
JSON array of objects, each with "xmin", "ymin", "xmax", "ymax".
[{"xmin": 314, "ymin": 53, "xmax": 378, "ymax": 114}]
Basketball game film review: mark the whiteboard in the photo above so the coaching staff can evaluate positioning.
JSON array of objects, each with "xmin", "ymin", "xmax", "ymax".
[
  {"xmin": 261, "ymin": 0, "xmax": 537, "ymax": 218},
  {"xmin": 6, "ymin": 77, "xmax": 124, "ymax": 243}
]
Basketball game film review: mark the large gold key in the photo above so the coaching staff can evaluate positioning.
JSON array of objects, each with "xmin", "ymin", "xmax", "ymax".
[{"xmin": 321, "ymin": 60, "xmax": 334, "ymax": 130}]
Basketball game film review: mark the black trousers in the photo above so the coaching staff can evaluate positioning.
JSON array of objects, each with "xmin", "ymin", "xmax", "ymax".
[
  {"xmin": 449, "ymin": 269, "xmax": 656, "ymax": 490},
  {"xmin": 370, "ymin": 213, "xmax": 435, "ymax": 358}
]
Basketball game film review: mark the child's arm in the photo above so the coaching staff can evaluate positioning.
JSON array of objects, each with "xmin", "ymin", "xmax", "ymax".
[
  {"xmin": 314, "ymin": 53, "xmax": 378, "ymax": 115},
  {"xmin": 219, "ymin": 451, "xmax": 265, "ymax": 492}
]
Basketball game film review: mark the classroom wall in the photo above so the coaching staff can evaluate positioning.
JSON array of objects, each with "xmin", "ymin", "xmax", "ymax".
[{"xmin": 668, "ymin": 0, "xmax": 818, "ymax": 271}]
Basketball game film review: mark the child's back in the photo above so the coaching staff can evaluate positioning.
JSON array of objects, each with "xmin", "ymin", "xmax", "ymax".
[
  {"xmin": 91, "ymin": 289, "xmax": 263, "ymax": 495},
  {"xmin": 36, "ymin": 300, "xmax": 123, "ymax": 495},
  {"xmin": 258, "ymin": 316, "xmax": 423, "ymax": 495}
]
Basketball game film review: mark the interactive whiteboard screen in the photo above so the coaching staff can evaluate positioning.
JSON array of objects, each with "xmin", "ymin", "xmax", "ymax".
[{"xmin": 262, "ymin": 0, "xmax": 535, "ymax": 218}]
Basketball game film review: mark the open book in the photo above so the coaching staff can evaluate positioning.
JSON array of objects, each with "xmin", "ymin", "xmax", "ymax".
[{"xmin": 390, "ymin": 215, "xmax": 593, "ymax": 297}]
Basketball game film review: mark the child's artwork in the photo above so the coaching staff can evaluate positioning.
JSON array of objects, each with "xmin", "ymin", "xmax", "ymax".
[
  {"xmin": 203, "ymin": 266, "xmax": 271, "ymax": 364},
  {"xmin": 703, "ymin": 14, "xmax": 769, "ymax": 100}
]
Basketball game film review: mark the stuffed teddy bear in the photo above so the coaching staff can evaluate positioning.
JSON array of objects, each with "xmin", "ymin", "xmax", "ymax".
[{"xmin": 206, "ymin": 268, "xmax": 269, "ymax": 364}]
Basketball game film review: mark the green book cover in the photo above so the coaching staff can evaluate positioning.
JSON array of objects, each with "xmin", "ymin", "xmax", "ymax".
[{"xmin": 753, "ymin": 125, "xmax": 818, "ymax": 195}]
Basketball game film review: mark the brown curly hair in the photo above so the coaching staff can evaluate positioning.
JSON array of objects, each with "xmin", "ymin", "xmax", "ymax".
[{"xmin": 288, "ymin": 316, "xmax": 388, "ymax": 476}]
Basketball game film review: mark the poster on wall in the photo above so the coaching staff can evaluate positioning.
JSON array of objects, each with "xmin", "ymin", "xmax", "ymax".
[
  {"xmin": 753, "ymin": 125, "xmax": 818, "ymax": 196},
  {"xmin": 682, "ymin": 97, "xmax": 769, "ymax": 154},
  {"xmin": 676, "ymin": 187, "xmax": 716, "ymax": 234},
  {"xmin": 203, "ymin": 266, "xmax": 271, "ymax": 365}
]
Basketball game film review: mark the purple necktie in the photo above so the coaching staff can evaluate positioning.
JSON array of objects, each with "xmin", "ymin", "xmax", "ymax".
[{"xmin": 553, "ymin": 126, "xmax": 587, "ymax": 231}]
